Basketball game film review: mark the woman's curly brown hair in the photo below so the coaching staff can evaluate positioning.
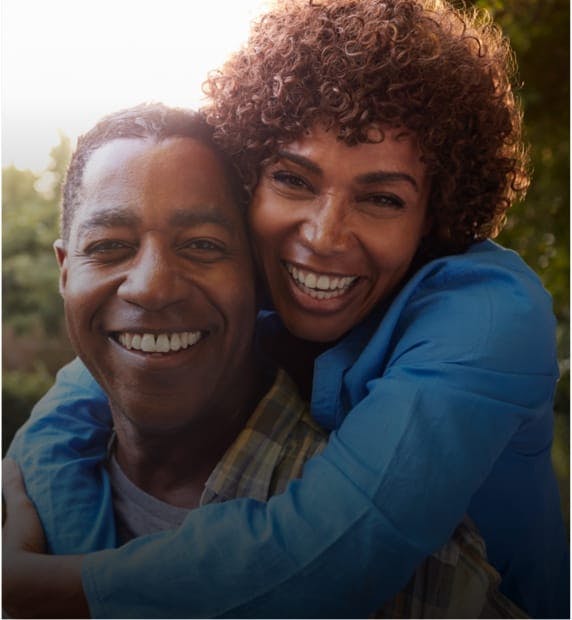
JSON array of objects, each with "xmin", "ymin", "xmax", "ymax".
[{"xmin": 203, "ymin": 0, "xmax": 530, "ymax": 258}]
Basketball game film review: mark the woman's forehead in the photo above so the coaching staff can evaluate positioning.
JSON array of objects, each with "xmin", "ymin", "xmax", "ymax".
[{"xmin": 278, "ymin": 123, "xmax": 424, "ymax": 167}]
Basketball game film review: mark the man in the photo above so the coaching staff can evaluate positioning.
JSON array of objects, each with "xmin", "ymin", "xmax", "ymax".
[{"xmin": 3, "ymin": 103, "xmax": 525, "ymax": 618}]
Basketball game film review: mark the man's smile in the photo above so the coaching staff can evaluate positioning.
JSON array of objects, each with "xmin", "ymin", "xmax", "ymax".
[{"xmin": 111, "ymin": 330, "xmax": 205, "ymax": 354}]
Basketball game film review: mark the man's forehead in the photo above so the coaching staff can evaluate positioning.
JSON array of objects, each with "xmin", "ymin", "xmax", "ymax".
[
  {"xmin": 82, "ymin": 138, "xmax": 152, "ymax": 186},
  {"xmin": 71, "ymin": 135, "xmax": 240, "ymax": 237},
  {"xmin": 81, "ymin": 136, "xmax": 229, "ymax": 190},
  {"xmin": 74, "ymin": 203, "xmax": 236, "ymax": 236}
]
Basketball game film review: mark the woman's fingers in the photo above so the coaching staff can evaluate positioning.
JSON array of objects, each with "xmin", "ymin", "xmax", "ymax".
[
  {"xmin": 3, "ymin": 460, "xmax": 87, "ymax": 618},
  {"xmin": 3, "ymin": 457, "xmax": 28, "ymax": 508},
  {"xmin": 3, "ymin": 458, "xmax": 47, "ymax": 554}
]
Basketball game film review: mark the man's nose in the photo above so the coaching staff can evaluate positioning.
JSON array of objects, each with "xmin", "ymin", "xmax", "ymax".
[
  {"xmin": 299, "ymin": 194, "xmax": 351, "ymax": 255},
  {"xmin": 117, "ymin": 240, "xmax": 186, "ymax": 311}
]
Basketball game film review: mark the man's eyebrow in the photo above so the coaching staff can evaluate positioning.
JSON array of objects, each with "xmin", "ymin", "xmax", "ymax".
[
  {"xmin": 169, "ymin": 207, "xmax": 235, "ymax": 232},
  {"xmin": 76, "ymin": 206, "xmax": 236, "ymax": 237},
  {"xmin": 355, "ymin": 171, "xmax": 420, "ymax": 193},
  {"xmin": 276, "ymin": 150, "xmax": 323, "ymax": 176},
  {"xmin": 76, "ymin": 207, "xmax": 138, "ymax": 237}
]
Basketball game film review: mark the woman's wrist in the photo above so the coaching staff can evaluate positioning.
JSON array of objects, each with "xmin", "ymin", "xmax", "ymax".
[{"xmin": 3, "ymin": 552, "xmax": 89, "ymax": 619}]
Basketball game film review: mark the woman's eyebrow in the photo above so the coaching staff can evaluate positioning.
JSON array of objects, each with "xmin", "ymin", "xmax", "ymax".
[
  {"xmin": 276, "ymin": 150, "xmax": 323, "ymax": 175},
  {"xmin": 355, "ymin": 171, "xmax": 420, "ymax": 193},
  {"xmin": 276, "ymin": 150, "xmax": 420, "ymax": 192}
]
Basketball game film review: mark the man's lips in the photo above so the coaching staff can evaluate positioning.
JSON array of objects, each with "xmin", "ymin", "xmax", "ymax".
[{"xmin": 110, "ymin": 330, "xmax": 205, "ymax": 353}]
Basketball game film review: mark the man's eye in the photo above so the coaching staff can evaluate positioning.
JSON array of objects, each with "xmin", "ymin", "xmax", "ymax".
[
  {"xmin": 271, "ymin": 171, "xmax": 313, "ymax": 191},
  {"xmin": 84, "ymin": 240, "xmax": 132, "ymax": 255},
  {"xmin": 185, "ymin": 240, "xmax": 220, "ymax": 251},
  {"xmin": 179, "ymin": 239, "xmax": 228, "ymax": 261}
]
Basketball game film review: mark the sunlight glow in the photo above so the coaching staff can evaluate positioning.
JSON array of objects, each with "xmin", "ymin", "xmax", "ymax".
[{"xmin": 2, "ymin": 0, "xmax": 267, "ymax": 171}]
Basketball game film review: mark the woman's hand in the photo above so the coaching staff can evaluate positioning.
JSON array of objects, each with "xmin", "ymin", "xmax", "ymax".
[
  {"xmin": 3, "ymin": 457, "xmax": 47, "ymax": 553},
  {"xmin": 2, "ymin": 458, "xmax": 90, "ymax": 618}
]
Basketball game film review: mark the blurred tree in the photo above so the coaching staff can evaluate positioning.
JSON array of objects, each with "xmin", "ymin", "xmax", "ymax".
[
  {"xmin": 2, "ymin": 135, "xmax": 72, "ymax": 335},
  {"xmin": 2, "ymin": 135, "xmax": 75, "ymax": 455},
  {"xmin": 478, "ymin": 0, "xmax": 569, "ymax": 319}
]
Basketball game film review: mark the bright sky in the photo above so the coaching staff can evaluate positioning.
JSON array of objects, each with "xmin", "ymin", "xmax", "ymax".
[{"xmin": 1, "ymin": 0, "xmax": 267, "ymax": 172}]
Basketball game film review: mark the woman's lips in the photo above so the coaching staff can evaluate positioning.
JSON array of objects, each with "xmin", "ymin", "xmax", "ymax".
[
  {"xmin": 282, "ymin": 261, "xmax": 362, "ymax": 313},
  {"xmin": 285, "ymin": 262, "xmax": 358, "ymax": 300}
]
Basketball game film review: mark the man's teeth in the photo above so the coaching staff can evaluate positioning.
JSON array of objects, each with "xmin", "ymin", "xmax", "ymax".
[
  {"xmin": 117, "ymin": 331, "xmax": 202, "ymax": 353},
  {"xmin": 286, "ymin": 264, "xmax": 357, "ymax": 299}
]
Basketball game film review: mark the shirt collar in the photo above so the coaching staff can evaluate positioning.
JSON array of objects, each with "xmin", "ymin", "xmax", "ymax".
[{"xmin": 201, "ymin": 368, "xmax": 309, "ymax": 504}]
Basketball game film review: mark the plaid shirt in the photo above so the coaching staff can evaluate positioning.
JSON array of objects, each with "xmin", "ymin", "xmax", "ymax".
[{"xmin": 200, "ymin": 368, "xmax": 527, "ymax": 619}]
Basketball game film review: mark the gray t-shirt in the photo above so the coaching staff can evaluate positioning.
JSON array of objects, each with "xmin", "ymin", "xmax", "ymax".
[{"xmin": 108, "ymin": 455, "xmax": 189, "ymax": 543}]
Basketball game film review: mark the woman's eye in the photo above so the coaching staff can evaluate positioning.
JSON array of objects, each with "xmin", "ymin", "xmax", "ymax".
[
  {"xmin": 271, "ymin": 171, "xmax": 313, "ymax": 192},
  {"xmin": 358, "ymin": 193, "xmax": 405, "ymax": 210}
]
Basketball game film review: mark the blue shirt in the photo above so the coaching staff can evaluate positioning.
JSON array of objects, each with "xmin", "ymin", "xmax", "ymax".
[{"xmin": 9, "ymin": 240, "xmax": 569, "ymax": 618}]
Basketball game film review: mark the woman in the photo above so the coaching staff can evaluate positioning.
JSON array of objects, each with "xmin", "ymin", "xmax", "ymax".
[{"xmin": 6, "ymin": 0, "xmax": 568, "ymax": 617}]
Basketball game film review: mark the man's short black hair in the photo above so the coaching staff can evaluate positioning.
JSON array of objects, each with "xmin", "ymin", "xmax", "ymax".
[{"xmin": 61, "ymin": 102, "xmax": 245, "ymax": 240}]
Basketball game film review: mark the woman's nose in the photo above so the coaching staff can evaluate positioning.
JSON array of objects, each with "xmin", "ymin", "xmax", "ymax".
[
  {"xmin": 299, "ymin": 194, "xmax": 351, "ymax": 255},
  {"xmin": 117, "ymin": 240, "xmax": 186, "ymax": 311}
]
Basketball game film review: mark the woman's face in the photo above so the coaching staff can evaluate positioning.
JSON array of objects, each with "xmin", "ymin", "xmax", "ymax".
[{"xmin": 249, "ymin": 125, "xmax": 431, "ymax": 342}]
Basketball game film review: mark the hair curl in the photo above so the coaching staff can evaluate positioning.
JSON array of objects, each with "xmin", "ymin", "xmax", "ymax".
[{"xmin": 203, "ymin": 0, "xmax": 530, "ymax": 258}]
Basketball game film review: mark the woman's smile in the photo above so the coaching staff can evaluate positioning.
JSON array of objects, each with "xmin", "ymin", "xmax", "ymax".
[{"xmin": 285, "ymin": 261, "xmax": 359, "ymax": 301}]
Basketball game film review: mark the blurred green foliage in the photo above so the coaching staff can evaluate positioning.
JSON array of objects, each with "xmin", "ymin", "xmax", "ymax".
[
  {"xmin": 3, "ymin": 136, "xmax": 75, "ymax": 455},
  {"xmin": 3, "ymin": 136, "xmax": 71, "ymax": 336},
  {"xmin": 2, "ymin": 1, "xmax": 569, "ymax": 521}
]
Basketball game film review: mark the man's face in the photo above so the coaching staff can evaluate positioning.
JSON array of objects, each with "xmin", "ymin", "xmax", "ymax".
[{"xmin": 56, "ymin": 136, "xmax": 257, "ymax": 433}]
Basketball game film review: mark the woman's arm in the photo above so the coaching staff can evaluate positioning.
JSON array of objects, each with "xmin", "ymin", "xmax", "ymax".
[
  {"xmin": 7, "ymin": 357, "xmax": 118, "ymax": 554},
  {"xmin": 2, "ymin": 459, "xmax": 89, "ymax": 619}
]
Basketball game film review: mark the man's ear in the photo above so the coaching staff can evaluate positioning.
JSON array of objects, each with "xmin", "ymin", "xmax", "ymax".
[{"xmin": 53, "ymin": 239, "xmax": 68, "ymax": 296}]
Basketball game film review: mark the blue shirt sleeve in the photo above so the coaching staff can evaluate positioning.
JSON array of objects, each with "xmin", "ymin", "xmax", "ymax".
[
  {"xmin": 7, "ymin": 357, "xmax": 118, "ymax": 553},
  {"xmin": 330, "ymin": 249, "xmax": 557, "ymax": 543},
  {"xmin": 10, "ymin": 243, "xmax": 566, "ymax": 618}
]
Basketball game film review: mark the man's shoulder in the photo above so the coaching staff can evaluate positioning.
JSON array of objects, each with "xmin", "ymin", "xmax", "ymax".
[
  {"xmin": 250, "ymin": 368, "xmax": 328, "ymax": 453},
  {"xmin": 204, "ymin": 368, "xmax": 327, "ymax": 503}
]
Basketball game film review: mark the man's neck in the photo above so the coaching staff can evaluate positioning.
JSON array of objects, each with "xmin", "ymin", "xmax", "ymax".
[{"xmin": 111, "ymin": 356, "xmax": 271, "ymax": 509}]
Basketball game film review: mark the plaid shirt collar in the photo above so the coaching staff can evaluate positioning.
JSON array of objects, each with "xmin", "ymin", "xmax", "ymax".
[{"xmin": 200, "ymin": 368, "xmax": 319, "ymax": 505}]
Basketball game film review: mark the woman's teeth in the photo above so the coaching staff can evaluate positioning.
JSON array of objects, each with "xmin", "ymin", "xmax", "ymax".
[
  {"xmin": 117, "ymin": 331, "xmax": 202, "ymax": 353},
  {"xmin": 286, "ymin": 264, "xmax": 357, "ymax": 299}
]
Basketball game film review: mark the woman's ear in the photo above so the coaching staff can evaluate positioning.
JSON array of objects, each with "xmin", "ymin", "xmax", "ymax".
[{"xmin": 53, "ymin": 239, "xmax": 68, "ymax": 296}]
